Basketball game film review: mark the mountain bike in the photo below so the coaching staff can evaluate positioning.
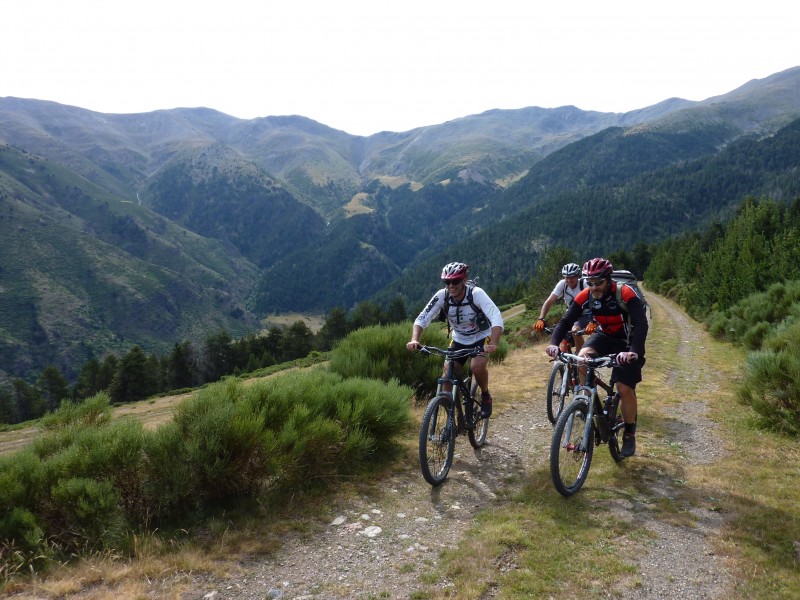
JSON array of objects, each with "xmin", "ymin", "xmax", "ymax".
[
  {"xmin": 417, "ymin": 345, "xmax": 489, "ymax": 486},
  {"xmin": 544, "ymin": 327, "xmax": 586, "ymax": 424},
  {"xmin": 549, "ymin": 351, "xmax": 625, "ymax": 497}
]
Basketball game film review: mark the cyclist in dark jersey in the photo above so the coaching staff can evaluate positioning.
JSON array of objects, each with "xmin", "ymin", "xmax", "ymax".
[{"xmin": 545, "ymin": 258, "xmax": 648, "ymax": 458}]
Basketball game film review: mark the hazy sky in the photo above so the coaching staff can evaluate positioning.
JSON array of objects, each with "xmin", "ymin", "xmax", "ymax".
[{"xmin": 2, "ymin": 0, "xmax": 798, "ymax": 136}]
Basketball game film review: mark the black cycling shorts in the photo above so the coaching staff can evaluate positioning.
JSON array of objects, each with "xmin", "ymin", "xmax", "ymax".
[
  {"xmin": 583, "ymin": 332, "xmax": 645, "ymax": 388},
  {"xmin": 448, "ymin": 339, "xmax": 487, "ymax": 366}
]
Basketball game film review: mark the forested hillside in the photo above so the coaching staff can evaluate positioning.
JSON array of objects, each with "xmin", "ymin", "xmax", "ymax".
[
  {"xmin": 2, "ymin": 67, "xmax": 800, "ymax": 385},
  {"xmin": 144, "ymin": 143, "xmax": 327, "ymax": 269},
  {"xmin": 646, "ymin": 197, "xmax": 800, "ymax": 433},
  {"xmin": 373, "ymin": 117, "xmax": 800, "ymax": 312},
  {"xmin": 0, "ymin": 145, "xmax": 258, "ymax": 383}
]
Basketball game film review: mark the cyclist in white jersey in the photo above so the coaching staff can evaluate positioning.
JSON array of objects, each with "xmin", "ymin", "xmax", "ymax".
[
  {"xmin": 534, "ymin": 263, "xmax": 593, "ymax": 352},
  {"xmin": 407, "ymin": 262, "xmax": 504, "ymax": 418}
]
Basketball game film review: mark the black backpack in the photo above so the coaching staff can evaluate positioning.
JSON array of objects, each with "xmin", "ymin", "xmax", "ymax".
[
  {"xmin": 438, "ymin": 281, "xmax": 491, "ymax": 332},
  {"xmin": 611, "ymin": 270, "xmax": 650, "ymax": 319}
]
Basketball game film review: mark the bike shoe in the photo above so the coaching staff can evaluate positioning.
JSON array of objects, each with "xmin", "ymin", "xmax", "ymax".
[
  {"xmin": 480, "ymin": 392, "xmax": 493, "ymax": 418},
  {"xmin": 620, "ymin": 433, "xmax": 636, "ymax": 458}
]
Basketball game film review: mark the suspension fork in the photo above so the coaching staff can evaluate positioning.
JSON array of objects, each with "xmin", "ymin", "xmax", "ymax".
[{"xmin": 435, "ymin": 360, "xmax": 461, "ymax": 431}]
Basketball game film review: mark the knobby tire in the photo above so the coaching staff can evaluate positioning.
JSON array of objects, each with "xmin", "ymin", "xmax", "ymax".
[
  {"xmin": 546, "ymin": 362, "xmax": 568, "ymax": 424},
  {"xmin": 419, "ymin": 393, "xmax": 456, "ymax": 485},
  {"xmin": 607, "ymin": 408, "xmax": 626, "ymax": 463},
  {"xmin": 550, "ymin": 398, "xmax": 593, "ymax": 497},
  {"xmin": 468, "ymin": 379, "xmax": 489, "ymax": 448}
]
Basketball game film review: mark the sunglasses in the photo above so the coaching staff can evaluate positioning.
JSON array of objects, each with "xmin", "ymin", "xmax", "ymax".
[
  {"xmin": 586, "ymin": 279, "xmax": 605, "ymax": 288},
  {"xmin": 444, "ymin": 278, "xmax": 464, "ymax": 286}
]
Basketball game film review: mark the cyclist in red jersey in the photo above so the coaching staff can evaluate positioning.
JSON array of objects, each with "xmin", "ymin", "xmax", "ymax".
[{"xmin": 545, "ymin": 257, "xmax": 648, "ymax": 458}]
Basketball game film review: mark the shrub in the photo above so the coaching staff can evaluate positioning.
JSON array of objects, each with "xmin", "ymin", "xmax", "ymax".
[
  {"xmin": 0, "ymin": 452, "xmax": 46, "ymax": 557},
  {"xmin": 49, "ymin": 477, "xmax": 124, "ymax": 549},
  {"xmin": 40, "ymin": 392, "xmax": 112, "ymax": 430},
  {"xmin": 329, "ymin": 322, "xmax": 448, "ymax": 397},
  {"xmin": 739, "ymin": 346, "xmax": 800, "ymax": 436},
  {"xmin": 142, "ymin": 370, "xmax": 413, "ymax": 517},
  {"xmin": 707, "ymin": 281, "xmax": 800, "ymax": 347},
  {"xmin": 140, "ymin": 422, "xmax": 197, "ymax": 522},
  {"xmin": 142, "ymin": 379, "xmax": 272, "ymax": 521},
  {"xmin": 1, "ymin": 362, "xmax": 416, "ymax": 573},
  {"xmin": 243, "ymin": 370, "xmax": 412, "ymax": 489}
]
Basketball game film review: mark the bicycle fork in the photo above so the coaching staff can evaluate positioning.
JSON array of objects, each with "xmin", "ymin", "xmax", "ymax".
[{"xmin": 562, "ymin": 394, "xmax": 594, "ymax": 452}]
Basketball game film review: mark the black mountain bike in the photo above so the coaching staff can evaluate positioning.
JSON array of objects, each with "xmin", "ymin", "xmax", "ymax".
[
  {"xmin": 544, "ymin": 327, "xmax": 585, "ymax": 424},
  {"xmin": 417, "ymin": 345, "xmax": 489, "ymax": 486},
  {"xmin": 549, "ymin": 351, "xmax": 625, "ymax": 497}
]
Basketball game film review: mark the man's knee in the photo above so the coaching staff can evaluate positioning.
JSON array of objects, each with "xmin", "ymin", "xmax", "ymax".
[
  {"xmin": 471, "ymin": 359, "xmax": 488, "ymax": 372},
  {"xmin": 617, "ymin": 382, "xmax": 636, "ymax": 399}
]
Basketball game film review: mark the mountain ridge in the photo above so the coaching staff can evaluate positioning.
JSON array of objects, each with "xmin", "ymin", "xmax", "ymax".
[{"xmin": 2, "ymin": 66, "xmax": 800, "ymax": 382}]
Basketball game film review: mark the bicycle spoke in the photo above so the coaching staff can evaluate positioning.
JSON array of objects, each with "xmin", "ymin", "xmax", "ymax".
[
  {"xmin": 419, "ymin": 395, "xmax": 455, "ymax": 485},
  {"xmin": 550, "ymin": 400, "xmax": 593, "ymax": 496}
]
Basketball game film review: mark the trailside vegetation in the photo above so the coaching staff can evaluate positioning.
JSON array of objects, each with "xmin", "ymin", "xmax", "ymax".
[
  {"xmin": 328, "ymin": 322, "xmax": 509, "ymax": 401},
  {"xmin": 0, "ymin": 298, "xmax": 409, "ymax": 427},
  {"xmin": 0, "ymin": 364, "xmax": 412, "ymax": 578},
  {"xmin": 646, "ymin": 197, "xmax": 800, "ymax": 433}
]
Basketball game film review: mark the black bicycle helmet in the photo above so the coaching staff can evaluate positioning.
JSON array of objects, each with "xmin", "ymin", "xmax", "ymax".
[
  {"xmin": 561, "ymin": 263, "xmax": 581, "ymax": 277},
  {"xmin": 441, "ymin": 262, "xmax": 469, "ymax": 280}
]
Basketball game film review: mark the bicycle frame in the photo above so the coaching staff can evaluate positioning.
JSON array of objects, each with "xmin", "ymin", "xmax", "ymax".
[
  {"xmin": 436, "ymin": 355, "xmax": 475, "ymax": 433},
  {"xmin": 418, "ymin": 345, "xmax": 488, "ymax": 485},
  {"xmin": 550, "ymin": 351, "xmax": 624, "ymax": 497},
  {"xmin": 563, "ymin": 355, "xmax": 618, "ymax": 443}
]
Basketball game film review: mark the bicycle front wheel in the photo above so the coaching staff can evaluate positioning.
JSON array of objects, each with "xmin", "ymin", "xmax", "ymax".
[
  {"xmin": 468, "ymin": 379, "xmax": 489, "ymax": 448},
  {"xmin": 550, "ymin": 399, "xmax": 593, "ymax": 497},
  {"xmin": 546, "ymin": 362, "xmax": 568, "ymax": 424},
  {"xmin": 419, "ymin": 393, "xmax": 456, "ymax": 485}
]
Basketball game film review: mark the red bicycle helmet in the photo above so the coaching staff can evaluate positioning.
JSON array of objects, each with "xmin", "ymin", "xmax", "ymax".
[{"xmin": 582, "ymin": 257, "xmax": 613, "ymax": 279}]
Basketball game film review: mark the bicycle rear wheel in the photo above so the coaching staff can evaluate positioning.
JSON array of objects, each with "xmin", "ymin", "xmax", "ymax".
[
  {"xmin": 546, "ymin": 362, "xmax": 569, "ymax": 424},
  {"xmin": 550, "ymin": 399, "xmax": 593, "ymax": 497},
  {"xmin": 468, "ymin": 379, "xmax": 489, "ymax": 448},
  {"xmin": 607, "ymin": 395, "xmax": 626, "ymax": 463},
  {"xmin": 419, "ymin": 393, "xmax": 456, "ymax": 485}
]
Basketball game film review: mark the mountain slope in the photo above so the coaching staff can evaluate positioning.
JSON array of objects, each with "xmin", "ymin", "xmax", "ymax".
[
  {"xmin": 374, "ymin": 115, "xmax": 800, "ymax": 311},
  {"xmin": 144, "ymin": 143, "xmax": 327, "ymax": 269},
  {"xmin": 0, "ymin": 145, "xmax": 259, "ymax": 382},
  {"xmin": 2, "ymin": 67, "xmax": 800, "ymax": 381}
]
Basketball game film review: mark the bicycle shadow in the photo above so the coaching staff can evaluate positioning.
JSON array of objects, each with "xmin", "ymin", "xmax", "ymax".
[{"xmin": 425, "ymin": 434, "xmax": 529, "ymax": 511}]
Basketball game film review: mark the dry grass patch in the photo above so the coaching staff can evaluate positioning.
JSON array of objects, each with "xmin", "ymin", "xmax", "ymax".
[
  {"xmin": 343, "ymin": 192, "xmax": 375, "ymax": 217},
  {"xmin": 260, "ymin": 312, "xmax": 326, "ymax": 333}
]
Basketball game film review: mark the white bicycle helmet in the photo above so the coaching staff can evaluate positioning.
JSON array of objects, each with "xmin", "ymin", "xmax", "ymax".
[
  {"xmin": 561, "ymin": 263, "xmax": 581, "ymax": 277},
  {"xmin": 441, "ymin": 262, "xmax": 469, "ymax": 281}
]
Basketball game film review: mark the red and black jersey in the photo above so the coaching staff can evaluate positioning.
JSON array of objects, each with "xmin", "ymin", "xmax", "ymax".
[{"xmin": 550, "ymin": 282, "xmax": 648, "ymax": 356}]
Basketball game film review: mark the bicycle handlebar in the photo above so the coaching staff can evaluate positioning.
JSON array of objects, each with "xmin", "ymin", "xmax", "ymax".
[
  {"xmin": 555, "ymin": 351, "xmax": 618, "ymax": 368},
  {"xmin": 416, "ymin": 345, "xmax": 484, "ymax": 360},
  {"xmin": 544, "ymin": 327, "xmax": 587, "ymax": 337}
]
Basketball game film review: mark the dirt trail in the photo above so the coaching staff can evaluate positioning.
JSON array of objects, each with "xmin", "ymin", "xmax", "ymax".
[
  {"xmin": 612, "ymin": 293, "xmax": 733, "ymax": 599},
  {"xmin": 180, "ymin": 293, "xmax": 735, "ymax": 600}
]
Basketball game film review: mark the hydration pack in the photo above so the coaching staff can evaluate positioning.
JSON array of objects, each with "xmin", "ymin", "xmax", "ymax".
[
  {"xmin": 438, "ymin": 281, "xmax": 491, "ymax": 332},
  {"xmin": 611, "ymin": 270, "xmax": 649, "ymax": 317}
]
